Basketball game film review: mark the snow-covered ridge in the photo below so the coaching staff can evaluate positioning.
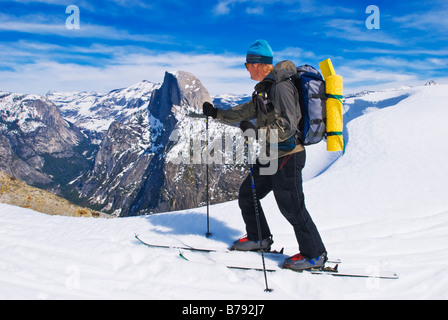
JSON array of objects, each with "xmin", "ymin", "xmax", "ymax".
[
  {"xmin": 46, "ymin": 80, "xmax": 161, "ymax": 134},
  {"xmin": 212, "ymin": 93, "xmax": 251, "ymax": 110},
  {"xmin": 0, "ymin": 92, "xmax": 50, "ymax": 133}
]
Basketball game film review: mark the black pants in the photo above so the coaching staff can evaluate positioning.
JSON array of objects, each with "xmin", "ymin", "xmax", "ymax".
[{"xmin": 238, "ymin": 150, "xmax": 326, "ymax": 258}]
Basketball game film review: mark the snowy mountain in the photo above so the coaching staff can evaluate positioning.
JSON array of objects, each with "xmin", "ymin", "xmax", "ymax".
[
  {"xmin": 1, "ymin": 83, "xmax": 447, "ymax": 299},
  {"xmin": 212, "ymin": 93, "xmax": 251, "ymax": 110},
  {"xmin": 47, "ymin": 80, "xmax": 161, "ymax": 141},
  {"xmin": 0, "ymin": 91, "xmax": 91, "ymax": 188},
  {"xmin": 72, "ymin": 71, "xmax": 246, "ymax": 216},
  {"xmin": 1, "ymin": 72, "xmax": 247, "ymax": 216}
]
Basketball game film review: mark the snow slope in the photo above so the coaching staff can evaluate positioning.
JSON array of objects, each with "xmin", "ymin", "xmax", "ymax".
[{"xmin": 1, "ymin": 85, "xmax": 448, "ymax": 300}]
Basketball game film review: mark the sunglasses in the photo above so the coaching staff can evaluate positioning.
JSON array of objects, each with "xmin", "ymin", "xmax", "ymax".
[{"xmin": 245, "ymin": 62, "xmax": 257, "ymax": 69}]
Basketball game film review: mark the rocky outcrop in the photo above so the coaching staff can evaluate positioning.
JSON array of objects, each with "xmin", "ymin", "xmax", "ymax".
[
  {"xmin": 130, "ymin": 72, "xmax": 245, "ymax": 215},
  {"xmin": 0, "ymin": 171, "xmax": 107, "ymax": 218}
]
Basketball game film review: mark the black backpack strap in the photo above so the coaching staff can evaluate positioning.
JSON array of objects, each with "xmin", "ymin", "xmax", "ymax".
[{"xmin": 253, "ymin": 79, "xmax": 275, "ymax": 115}]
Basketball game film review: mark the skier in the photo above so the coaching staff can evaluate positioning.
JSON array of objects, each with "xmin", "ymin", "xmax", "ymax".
[{"xmin": 203, "ymin": 39, "xmax": 327, "ymax": 271}]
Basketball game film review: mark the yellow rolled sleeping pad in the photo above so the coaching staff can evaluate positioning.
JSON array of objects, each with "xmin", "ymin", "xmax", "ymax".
[{"xmin": 319, "ymin": 58, "xmax": 344, "ymax": 152}]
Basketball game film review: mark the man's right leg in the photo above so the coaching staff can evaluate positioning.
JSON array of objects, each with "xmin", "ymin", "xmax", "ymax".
[{"xmin": 236, "ymin": 166, "xmax": 273, "ymax": 247}]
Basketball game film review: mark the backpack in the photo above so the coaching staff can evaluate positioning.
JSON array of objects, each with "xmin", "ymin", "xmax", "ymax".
[
  {"xmin": 292, "ymin": 65, "xmax": 326, "ymax": 146},
  {"xmin": 253, "ymin": 63, "xmax": 326, "ymax": 148}
]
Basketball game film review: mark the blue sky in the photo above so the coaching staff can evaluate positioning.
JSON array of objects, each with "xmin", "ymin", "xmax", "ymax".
[{"xmin": 0, "ymin": 0, "xmax": 447, "ymax": 96}]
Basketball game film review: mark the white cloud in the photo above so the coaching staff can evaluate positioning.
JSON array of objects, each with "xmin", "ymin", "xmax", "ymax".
[
  {"xmin": 0, "ymin": 42, "xmax": 254, "ymax": 96},
  {"xmin": 1, "ymin": 39, "xmax": 444, "ymax": 99},
  {"xmin": 213, "ymin": 0, "xmax": 249, "ymax": 15},
  {"xmin": 246, "ymin": 6, "xmax": 264, "ymax": 15},
  {"xmin": 392, "ymin": 5, "xmax": 448, "ymax": 33},
  {"xmin": 344, "ymin": 47, "xmax": 448, "ymax": 56},
  {"xmin": 336, "ymin": 63, "xmax": 435, "ymax": 94},
  {"xmin": 275, "ymin": 47, "xmax": 317, "ymax": 61},
  {"xmin": 0, "ymin": 13, "xmax": 172, "ymax": 43},
  {"xmin": 324, "ymin": 19, "xmax": 402, "ymax": 46},
  {"xmin": 213, "ymin": 0, "xmax": 354, "ymax": 17}
]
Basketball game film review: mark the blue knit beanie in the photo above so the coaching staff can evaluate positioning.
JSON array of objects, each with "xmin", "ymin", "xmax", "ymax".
[{"xmin": 246, "ymin": 39, "xmax": 273, "ymax": 64}]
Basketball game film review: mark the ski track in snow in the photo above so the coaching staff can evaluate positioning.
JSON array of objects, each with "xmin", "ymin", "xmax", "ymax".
[{"xmin": 1, "ymin": 85, "xmax": 448, "ymax": 300}]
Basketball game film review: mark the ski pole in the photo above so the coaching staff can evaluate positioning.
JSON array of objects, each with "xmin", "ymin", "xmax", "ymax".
[
  {"xmin": 205, "ymin": 114, "xmax": 212, "ymax": 238},
  {"xmin": 246, "ymin": 137, "xmax": 272, "ymax": 292}
]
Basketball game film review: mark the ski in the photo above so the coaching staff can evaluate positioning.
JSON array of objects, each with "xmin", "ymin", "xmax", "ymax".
[
  {"xmin": 134, "ymin": 233, "xmax": 285, "ymax": 255},
  {"xmin": 291, "ymin": 264, "xmax": 399, "ymax": 279},
  {"xmin": 179, "ymin": 252, "xmax": 398, "ymax": 280},
  {"xmin": 229, "ymin": 265, "xmax": 399, "ymax": 279},
  {"xmin": 135, "ymin": 234, "xmax": 342, "ymax": 264}
]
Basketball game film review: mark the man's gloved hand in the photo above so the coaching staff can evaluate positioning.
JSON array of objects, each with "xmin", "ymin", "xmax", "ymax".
[
  {"xmin": 202, "ymin": 102, "xmax": 217, "ymax": 119},
  {"xmin": 240, "ymin": 120, "xmax": 257, "ymax": 133}
]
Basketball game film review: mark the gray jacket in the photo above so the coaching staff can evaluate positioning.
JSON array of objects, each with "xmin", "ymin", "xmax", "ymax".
[{"xmin": 217, "ymin": 60, "xmax": 304, "ymax": 158}]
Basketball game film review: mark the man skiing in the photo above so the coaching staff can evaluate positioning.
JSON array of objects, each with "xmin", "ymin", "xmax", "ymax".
[{"xmin": 202, "ymin": 39, "xmax": 327, "ymax": 271}]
